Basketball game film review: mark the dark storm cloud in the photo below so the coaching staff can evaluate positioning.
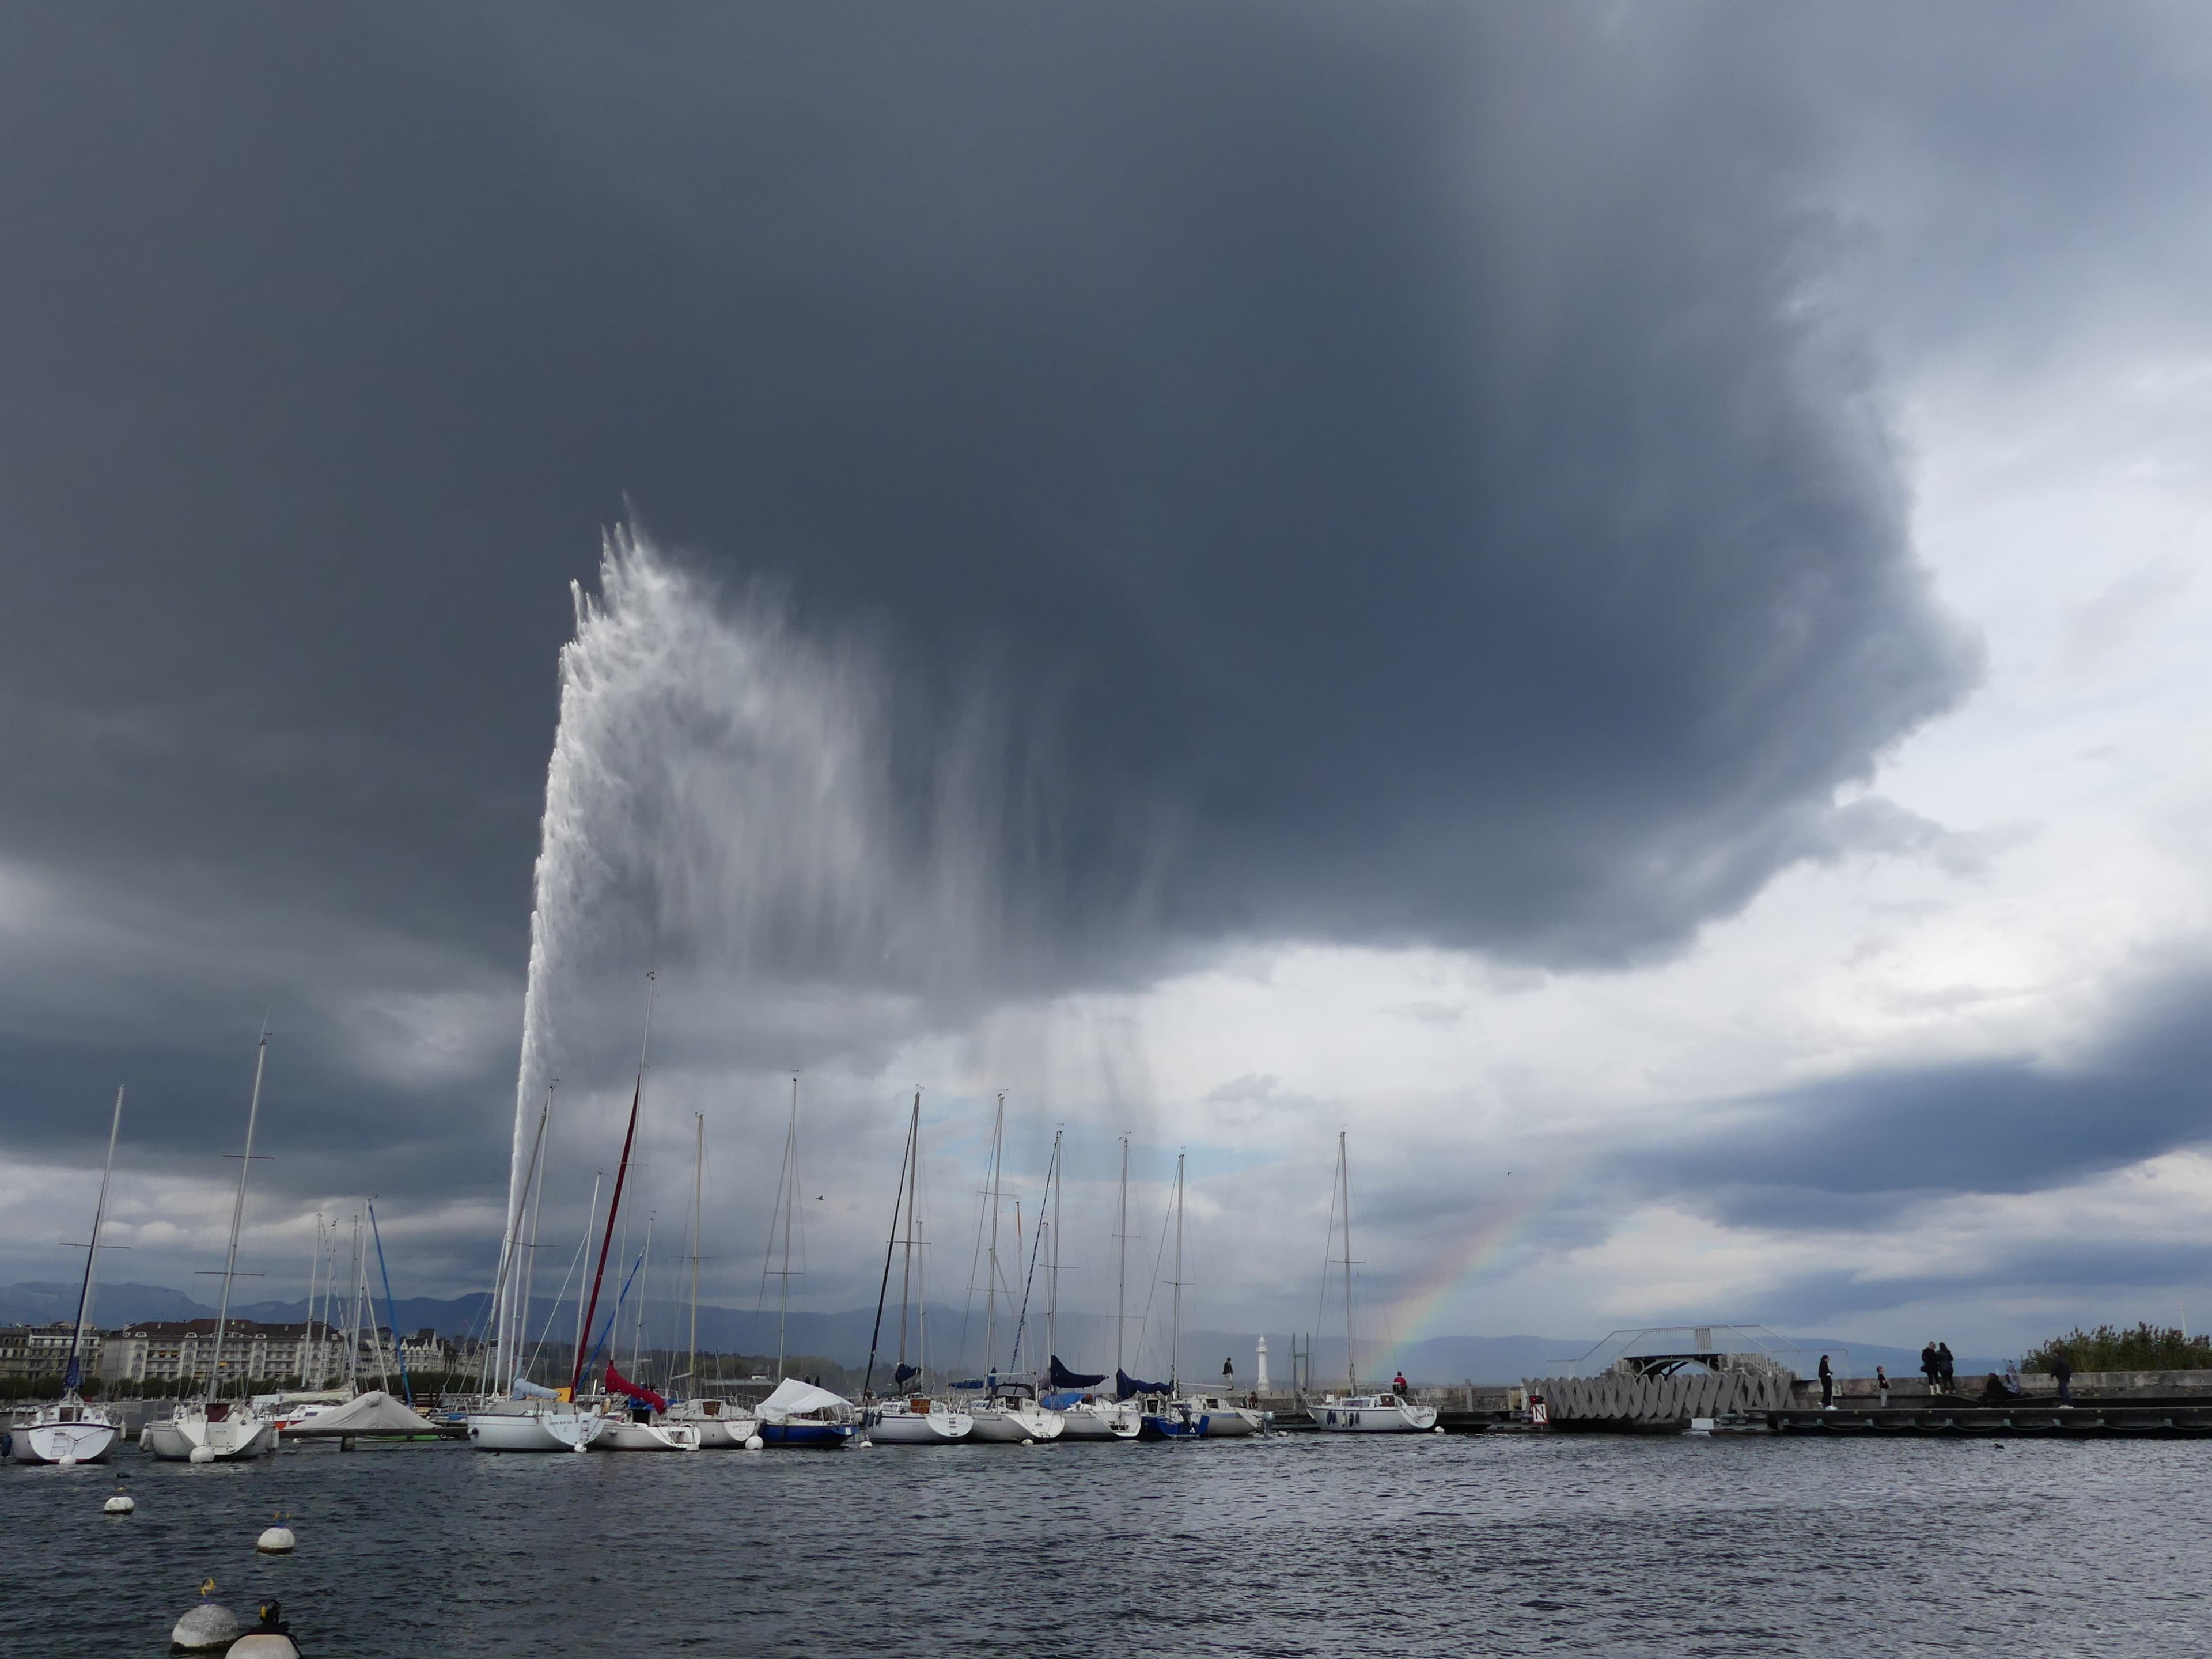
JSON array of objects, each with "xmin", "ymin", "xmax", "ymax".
[
  {"xmin": 1613, "ymin": 963, "xmax": 2212, "ymax": 1229},
  {"xmin": 5, "ymin": 2, "xmax": 2191, "ymax": 1233}
]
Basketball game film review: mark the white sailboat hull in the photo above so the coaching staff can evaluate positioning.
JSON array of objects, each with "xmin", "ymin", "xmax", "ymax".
[
  {"xmin": 866, "ymin": 1406, "xmax": 973, "ymax": 1444},
  {"xmin": 1309, "ymin": 1395, "xmax": 1438, "ymax": 1433},
  {"xmin": 965, "ymin": 1402, "xmax": 1064, "ymax": 1442},
  {"xmin": 1055, "ymin": 1400, "xmax": 1141, "ymax": 1440},
  {"xmin": 466, "ymin": 1404, "xmax": 607, "ymax": 1453},
  {"xmin": 10, "ymin": 1411, "xmax": 119, "ymax": 1464},
  {"xmin": 145, "ymin": 1406, "xmax": 271, "ymax": 1461},
  {"xmin": 597, "ymin": 1419, "xmax": 703, "ymax": 1451},
  {"xmin": 666, "ymin": 1404, "xmax": 757, "ymax": 1448}
]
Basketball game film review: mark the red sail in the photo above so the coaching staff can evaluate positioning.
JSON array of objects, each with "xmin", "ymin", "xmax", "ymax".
[
  {"xmin": 570, "ymin": 1075, "xmax": 643, "ymax": 1395},
  {"xmin": 605, "ymin": 1361, "xmax": 667, "ymax": 1414}
]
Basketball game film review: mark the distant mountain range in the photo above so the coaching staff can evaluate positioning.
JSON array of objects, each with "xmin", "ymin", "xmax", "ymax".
[{"xmin": 0, "ymin": 1282, "xmax": 1999, "ymax": 1382}]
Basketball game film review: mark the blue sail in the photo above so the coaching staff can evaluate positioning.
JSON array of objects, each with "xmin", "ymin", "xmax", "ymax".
[{"xmin": 1050, "ymin": 1355, "xmax": 1107, "ymax": 1389}]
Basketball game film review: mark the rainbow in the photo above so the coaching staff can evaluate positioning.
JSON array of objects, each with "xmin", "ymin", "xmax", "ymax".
[{"xmin": 1372, "ymin": 1160, "xmax": 1590, "ymax": 1355}]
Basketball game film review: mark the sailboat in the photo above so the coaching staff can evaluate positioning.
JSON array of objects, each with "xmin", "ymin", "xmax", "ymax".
[
  {"xmin": 596, "ymin": 1217, "xmax": 702, "ymax": 1451},
  {"xmin": 665, "ymin": 1113, "xmax": 760, "ymax": 1449},
  {"xmin": 961, "ymin": 1096, "xmax": 1064, "ymax": 1444},
  {"xmin": 1136, "ymin": 1153, "xmax": 1262, "ymax": 1440},
  {"xmin": 146, "ymin": 1037, "xmax": 278, "ymax": 1461},
  {"xmin": 13, "ymin": 1088, "xmax": 127, "ymax": 1465},
  {"xmin": 1309, "ymin": 1131, "xmax": 1437, "ymax": 1434},
  {"xmin": 470, "ymin": 976, "xmax": 668, "ymax": 1453},
  {"xmin": 1036, "ymin": 1131, "xmax": 1137, "ymax": 1440},
  {"xmin": 751, "ymin": 1077, "xmax": 858, "ymax": 1446},
  {"xmin": 861, "ymin": 1091, "xmax": 972, "ymax": 1445}
]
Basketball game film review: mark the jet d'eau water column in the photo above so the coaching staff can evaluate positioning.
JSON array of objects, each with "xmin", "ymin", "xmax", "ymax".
[{"xmin": 487, "ymin": 525, "xmax": 1044, "ymax": 1384}]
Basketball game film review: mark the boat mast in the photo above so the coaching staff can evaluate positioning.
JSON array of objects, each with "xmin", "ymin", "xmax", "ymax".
[
  {"xmin": 304, "ymin": 1215, "xmax": 323, "ymax": 1390},
  {"xmin": 63, "ymin": 1086, "xmax": 125, "ymax": 1395},
  {"xmin": 516, "ymin": 1081, "xmax": 556, "ymax": 1385},
  {"xmin": 907, "ymin": 1093, "xmax": 927, "ymax": 1385},
  {"xmin": 1339, "ymin": 1131, "xmax": 1357, "ymax": 1395},
  {"xmin": 984, "ymin": 1092, "xmax": 1004, "ymax": 1379},
  {"xmin": 207, "ymin": 1033, "xmax": 268, "ymax": 1399},
  {"xmin": 687, "ymin": 1112, "xmax": 703, "ymax": 1393},
  {"xmin": 1115, "ymin": 1136, "xmax": 1130, "ymax": 1376},
  {"xmin": 1169, "ymin": 1152, "xmax": 1185, "ymax": 1395},
  {"xmin": 1048, "ymin": 1127, "xmax": 1062, "ymax": 1377},
  {"xmin": 571, "ymin": 1172, "xmax": 600, "ymax": 1391},
  {"xmin": 777, "ymin": 1074, "xmax": 797, "ymax": 1380},
  {"xmin": 569, "ymin": 971, "xmax": 656, "ymax": 1396},
  {"xmin": 863, "ymin": 1093, "xmax": 918, "ymax": 1401},
  {"xmin": 630, "ymin": 1215, "xmax": 653, "ymax": 1381}
]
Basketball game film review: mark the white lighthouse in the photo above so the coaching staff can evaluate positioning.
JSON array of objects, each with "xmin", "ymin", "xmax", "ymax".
[{"xmin": 1256, "ymin": 1335, "xmax": 1270, "ymax": 1393}]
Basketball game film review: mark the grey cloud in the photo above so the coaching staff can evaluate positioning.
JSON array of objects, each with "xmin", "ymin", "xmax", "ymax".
[
  {"xmin": 1613, "ymin": 963, "xmax": 2212, "ymax": 1229},
  {"xmin": 5, "ymin": 3, "xmax": 2197, "ymax": 1266}
]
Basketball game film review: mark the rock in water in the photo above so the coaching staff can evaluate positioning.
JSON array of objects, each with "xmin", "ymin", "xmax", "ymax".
[
  {"xmin": 171, "ymin": 1601, "xmax": 241, "ymax": 1650},
  {"xmin": 256, "ymin": 1524, "xmax": 296, "ymax": 1553}
]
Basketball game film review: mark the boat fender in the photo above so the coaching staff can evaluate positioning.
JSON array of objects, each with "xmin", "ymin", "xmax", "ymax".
[
  {"xmin": 744, "ymin": 1435, "xmax": 764, "ymax": 1451},
  {"xmin": 1020, "ymin": 1437, "xmax": 1034, "ymax": 1446},
  {"xmin": 59, "ymin": 1454, "xmax": 78, "ymax": 1467},
  {"xmin": 1433, "ymin": 1426, "xmax": 1445, "ymax": 1435},
  {"xmin": 188, "ymin": 1445, "xmax": 217, "ymax": 1464},
  {"xmin": 171, "ymin": 1583, "xmax": 240, "ymax": 1652}
]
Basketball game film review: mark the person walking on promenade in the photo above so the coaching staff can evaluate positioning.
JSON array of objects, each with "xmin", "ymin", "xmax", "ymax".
[
  {"xmin": 2053, "ymin": 1351, "xmax": 2074, "ymax": 1407},
  {"xmin": 1920, "ymin": 1342, "xmax": 1940, "ymax": 1395},
  {"xmin": 1818, "ymin": 1353, "xmax": 1834, "ymax": 1409},
  {"xmin": 1876, "ymin": 1365, "xmax": 1889, "ymax": 1408},
  {"xmin": 1938, "ymin": 1342, "xmax": 1956, "ymax": 1392}
]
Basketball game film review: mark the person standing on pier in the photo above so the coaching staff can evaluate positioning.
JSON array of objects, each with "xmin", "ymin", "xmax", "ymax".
[
  {"xmin": 1818, "ymin": 1354, "xmax": 1834, "ymax": 1408},
  {"xmin": 1920, "ymin": 1342, "xmax": 1940, "ymax": 1394},
  {"xmin": 1938, "ymin": 1342, "xmax": 1956, "ymax": 1392},
  {"xmin": 2052, "ymin": 1351, "xmax": 2074, "ymax": 1406},
  {"xmin": 1876, "ymin": 1365, "xmax": 1889, "ymax": 1408}
]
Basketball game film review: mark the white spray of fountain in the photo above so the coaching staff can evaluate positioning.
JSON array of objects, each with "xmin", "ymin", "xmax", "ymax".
[{"xmin": 487, "ymin": 526, "xmax": 1039, "ymax": 1385}]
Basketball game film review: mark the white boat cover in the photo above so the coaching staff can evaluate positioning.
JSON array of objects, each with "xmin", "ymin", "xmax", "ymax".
[
  {"xmin": 755, "ymin": 1379, "xmax": 851, "ymax": 1422},
  {"xmin": 280, "ymin": 1389, "xmax": 440, "ymax": 1437}
]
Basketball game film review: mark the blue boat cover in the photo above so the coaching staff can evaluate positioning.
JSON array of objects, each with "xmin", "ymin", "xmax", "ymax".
[
  {"xmin": 1050, "ymin": 1355, "xmax": 1107, "ymax": 1389},
  {"xmin": 1040, "ymin": 1389, "xmax": 1084, "ymax": 1410},
  {"xmin": 1116, "ymin": 1367, "xmax": 1168, "ymax": 1400},
  {"xmin": 893, "ymin": 1363, "xmax": 920, "ymax": 1386},
  {"xmin": 950, "ymin": 1378, "xmax": 987, "ymax": 1391}
]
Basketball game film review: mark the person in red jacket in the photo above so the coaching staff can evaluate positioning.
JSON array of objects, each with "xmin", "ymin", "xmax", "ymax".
[{"xmin": 1392, "ymin": 1370, "xmax": 1409, "ymax": 1396}]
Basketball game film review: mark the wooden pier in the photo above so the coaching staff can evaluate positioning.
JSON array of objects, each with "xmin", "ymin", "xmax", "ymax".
[{"xmin": 1766, "ymin": 1403, "xmax": 2212, "ymax": 1439}]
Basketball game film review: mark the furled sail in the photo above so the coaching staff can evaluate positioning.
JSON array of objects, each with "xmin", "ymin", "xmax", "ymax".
[
  {"xmin": 1115, "ymin": 1368, "xmax": 1169, "ymax": 1400},
  {"xmin": 1050, "ymin": 1356, "xmax": 1107, "ymax": 1389},
  {"xmin": 510, "ymin": 1377, "xmax": 562, "ymax": 1402},
  {"xmin": 604, "ymin": 1362, "xmax": 667, "ymax": 1414}
]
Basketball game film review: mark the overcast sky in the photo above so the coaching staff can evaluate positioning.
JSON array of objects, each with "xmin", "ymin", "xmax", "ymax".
[{"xmin": 2, "ymin": 4, "xmax": 2209, "ymax": 1364}]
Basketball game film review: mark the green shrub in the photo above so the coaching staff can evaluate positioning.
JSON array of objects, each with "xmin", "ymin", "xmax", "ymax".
[{"xmin": 2021, "ymin": 1324, "xmax": 2212, "ymax": 1373}]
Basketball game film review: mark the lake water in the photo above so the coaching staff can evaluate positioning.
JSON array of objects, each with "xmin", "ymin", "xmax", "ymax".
[{"xmin": 3, "ymin": 1430, "xmax": 2206, "ymax": 1656}]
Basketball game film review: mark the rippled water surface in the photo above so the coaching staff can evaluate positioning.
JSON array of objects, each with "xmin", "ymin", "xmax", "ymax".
[{"xmin": 3, "ymin": 1431, "xmax": 2207, "ymax": 1656}]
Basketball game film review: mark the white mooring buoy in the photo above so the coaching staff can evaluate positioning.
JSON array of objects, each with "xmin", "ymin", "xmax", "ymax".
[
  {"xmin": 1021, "ymin": 1437, "xmax": 1035, "ymax": 1446},
  {"xmin": 1433, "ymin": 1426, "xmax": 1446, "ymax": 1435},
  {"xmin": 257, "ymin": 1524, "xmax": 296, "ymax": 1554},
  {"xmin": 230, "ymin": 1599, "xmax": 302, "ymax": 1658},
  {"xmin": 58, "ymin": 1454, "xmax": 78, "ymax": 1467},
  {"xmin": 172, "ymin": 1582, "xmax": 240, "ymax": 1652},
  {"xmin": 104, "ymin": 1490, "xmax": 135, "ymax": 1515},
  {"xmin": 745, "ymin": 1435, "xmax": 765, "ymax": 1450},
  {"xmin": 188, "ymin": 1445, "xmax": 217, "ymax": 1464}
]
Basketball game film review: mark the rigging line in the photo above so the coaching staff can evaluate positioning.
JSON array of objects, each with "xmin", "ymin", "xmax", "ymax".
[
  {"xmin": 956, "ymin": 1108, "xmax": 993, "ymax": 1380},
  {"xmin": 1131, "ymin": 1157, "xmax": 1175, "ymax": 1376},
  {"xmin": 522, "ymin": 1211, "xmax": 595, "ymax": 1381},
  {"xmin": 1315, "ymin": 1144, "xmax": 1341, "ymax": 1347},
  {"xmin": 863, "ymin": 1094, "xmax": 919, "ymax": 1400},
  {"xmin": 1008, "ymin": 1132, "xmax": 1060, "ymax": 1374}
]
